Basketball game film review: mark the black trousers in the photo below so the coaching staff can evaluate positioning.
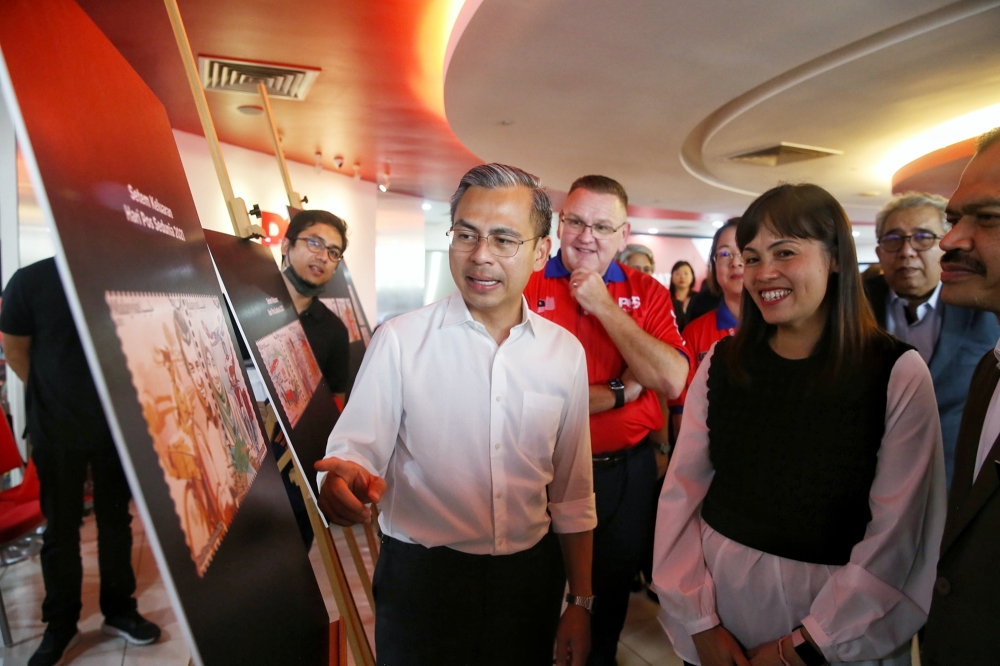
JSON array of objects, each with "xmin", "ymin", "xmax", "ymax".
[
  {"xmin": 32, "ymin": 437, "xmax": 137, "ymax": 630},
  {"xmin": 373, "ymin": 532, "xmax": 565, "ymax": 666},
  {"xmin": 589, "ymin": 441, "xmax": 658, "ymax": 666}
]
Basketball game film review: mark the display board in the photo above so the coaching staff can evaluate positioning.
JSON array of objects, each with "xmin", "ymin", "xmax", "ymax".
[
  {"xmin": 204, "ymin": 229, "xmax": 339, "ymax": 501},
  {"xmin": 287, "ymin": 207, "xmax": 373, "ymax": 396},
  {"xmin": 0, "ymin": 1, "xmax": 328, "ymax": 664}
]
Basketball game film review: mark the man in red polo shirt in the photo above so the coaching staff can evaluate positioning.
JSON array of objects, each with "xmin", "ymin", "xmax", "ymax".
[{"xmin": 524, "ymin": 175, "xmax": 689, "ymax": 666}]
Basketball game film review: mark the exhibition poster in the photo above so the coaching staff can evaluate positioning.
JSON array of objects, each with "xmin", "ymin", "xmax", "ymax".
[
  {"xmin": 204, "ymin": 229, "xmax": 340, "ymax": 502},
  {"xmin": 0, "ymin": 1, "xmax": 328, "ymax": 663}
]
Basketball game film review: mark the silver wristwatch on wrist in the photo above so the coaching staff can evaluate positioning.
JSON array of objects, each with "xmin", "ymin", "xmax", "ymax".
[{"xmin": 565, "ymin": 594, "xmax": 596, "ymax": 613}]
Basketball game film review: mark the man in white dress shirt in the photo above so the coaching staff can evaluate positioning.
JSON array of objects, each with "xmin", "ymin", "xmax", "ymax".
[
  {"xmin": 923, "ymin": 126, "xmax": 1000, "ymax": 665},
  {"xmin": 316, "ymin": 164, "xmax": 597, "ymax": 666}
]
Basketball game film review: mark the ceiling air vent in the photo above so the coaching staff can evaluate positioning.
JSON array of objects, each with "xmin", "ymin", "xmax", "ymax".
[
  {"xmin": 198, "ymin": 55, "xmax": 321, "ymax": 101},
  {"xmin": 728, "ymin": 142, "xmax": 843, "ymax": 167}
]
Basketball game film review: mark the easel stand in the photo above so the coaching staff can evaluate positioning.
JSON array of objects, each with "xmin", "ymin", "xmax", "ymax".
[{"xmin": 278, "ymin": 449, "xmax": 377, "ymax": 666}]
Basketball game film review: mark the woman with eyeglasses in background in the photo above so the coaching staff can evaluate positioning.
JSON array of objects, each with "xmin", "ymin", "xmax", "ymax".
[
  {"xmin": 681, "ymin": 219, "xmax": 744, "ymax": 373},
  {"xmin": 653, "ymin": 184, "xmax": 946, "ymax": 666}
]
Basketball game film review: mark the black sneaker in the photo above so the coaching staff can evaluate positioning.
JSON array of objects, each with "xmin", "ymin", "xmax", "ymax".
[
  {"xmin": 102, "ymin": 611, "xmax": 161, "ymax": 645},
  {"xmin": 28, "ymin": 625, "xmax": 78, "ymax": 666}
]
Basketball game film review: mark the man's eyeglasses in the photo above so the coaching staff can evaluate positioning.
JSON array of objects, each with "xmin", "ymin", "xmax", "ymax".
[
  {"xmin": 876, "ymin": 231, "xmax": 942, "ymax": 253},
  {"xmin": 447, "ymin": 228, "xmax": 539, "ymax": 258},
  {"xmin": 293, "ymin": 236, "xmax": 343, "ymax": 261},
  {"xmin": 715, "ymin": 249, "xmax": 742, "ymax": 264},
  {"xmin": 560, "ymin": 214, "xmax": 627, "ymax": 238}
]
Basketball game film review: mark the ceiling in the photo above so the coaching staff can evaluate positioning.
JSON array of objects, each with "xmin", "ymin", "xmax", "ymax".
[{"xmin": 75, "ymin": 0, "xmax": 1000, "ymax": 238}]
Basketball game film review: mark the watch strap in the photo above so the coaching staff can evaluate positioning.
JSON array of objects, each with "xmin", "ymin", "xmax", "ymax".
[
  {"xmin": 608, "ymin": 379, "xmax": 625, "ymax": 409},
  {"xmin": 791, "ymin": 627, "xmax": 826, "ymax": 666},
  {"xmin": 565, "ymin": 594, "xmax": 595, "ymax": 613}
]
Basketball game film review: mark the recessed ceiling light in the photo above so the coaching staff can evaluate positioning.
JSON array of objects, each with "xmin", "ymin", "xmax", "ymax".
[
  {"xmin": 852, "ymin": 231, "xmax": 860, "ymax": 237},
  {"xmin": 876, "ymin": 101, "xmax": 1000, "ymax": 180},
  {"xmin": 859, "ymin": 191, "xmax": 880, "ymax": 197},
  {"xmin": 648, "ymin": 228, "xmax": 658, "ymax": 234},
  {"xmin": 422, "ymin": 203, "xmax": 432, "ymax": 211},
  {"xmin": 500, "ymin": 120, "xmax": 514, "ymax": 126},
  {"xmin": 236, "ymin": 105, "xmax": 264, "ymax": 115},
  {"xmin": 712, "ymin": 220, "xmax": 725, "ymax": 228},
  {"xmin": 378, "ymin": 184, "xmax": 387, "ymax": 193}
]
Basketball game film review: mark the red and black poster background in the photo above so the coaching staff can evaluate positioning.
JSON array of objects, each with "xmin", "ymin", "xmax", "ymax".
[{"xmin": 0, "ymin": 1, "xmax": 328, "ymax": 663}]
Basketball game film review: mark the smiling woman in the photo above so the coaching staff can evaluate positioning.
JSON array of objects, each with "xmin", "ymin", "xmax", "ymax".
[{"xmin": 653, "ymin": 183, "xmax": 947, "ymax": 666}]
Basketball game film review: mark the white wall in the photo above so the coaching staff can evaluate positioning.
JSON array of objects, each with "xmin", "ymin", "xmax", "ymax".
[
  {"xmin": 375, "ymin": 191, "xmax": 426, "ymax": 322},
  {"xmin": 173, "ymin": 130, "xmax": 378, "ymax": 324}
]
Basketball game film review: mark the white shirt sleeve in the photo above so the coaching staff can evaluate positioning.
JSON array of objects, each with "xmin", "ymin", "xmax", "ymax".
[
  {"xmin": 652, "ymin": 343, "xmax": 721, "ymax": 636},
  {"xmin": 317, "ymin": 323, "xmax": 403, "ymax": 491},
  {"xmin": 802, "ymin": 349, "xmax": 947, "ymax": 661},
  {"xmin": 547, "ymin": 346, "xmax": 597, "ymax": 534}
]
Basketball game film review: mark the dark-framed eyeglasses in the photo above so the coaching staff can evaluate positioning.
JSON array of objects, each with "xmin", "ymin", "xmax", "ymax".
[
  {"xmin": 876, "ymin": 231, "xmax": 942, "ymax": 253},
  {"xmin": 446, "ymin": 228, "xmax": 539, "ymax": 258},
  {"xmin": 294, "ymin": 235, "xmax": 343, "ymax": 261},
  {"xmin": 560, "ymin": 214, "xmax": 627, "ymax": 238}
]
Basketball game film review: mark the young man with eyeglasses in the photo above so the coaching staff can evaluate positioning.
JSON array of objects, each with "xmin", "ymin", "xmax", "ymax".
[
  {"xmin": 316, "ymin": 164, "xmax": 596, "ymax": 666},
  {"xmin": 864, "ymin": 192, "xmax": 998, "ymax": 487},
  {"xmin": 523, "ymin": 175, "xmax": 690, "ymax": 666},
  {"xmin": 275, "ymin": 209, "xmax": 351, "ymax": 548},
  {"xmin": 281, "ymin": 209, "xmax": 351, "ymax": 402}
]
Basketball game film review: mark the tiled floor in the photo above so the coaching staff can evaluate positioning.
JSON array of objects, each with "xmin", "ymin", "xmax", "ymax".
[{"xmin": 0, "ymin": 507, "xmax": 682, "ymax": 665}]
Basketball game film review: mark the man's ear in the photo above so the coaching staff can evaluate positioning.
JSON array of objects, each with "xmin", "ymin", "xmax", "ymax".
[
  {"xmin": 534, "ymin": 237, "xmax": 552, "ymax": 271},
  {"xmin": 617, "ymin": 222, "xmax": 631, "ymax": 253}
]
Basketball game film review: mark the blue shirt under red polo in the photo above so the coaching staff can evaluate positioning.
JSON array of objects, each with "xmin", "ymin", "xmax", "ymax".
[{"xmin": 523, "ymin": 251, "xmax": 689, "ymax": 454}]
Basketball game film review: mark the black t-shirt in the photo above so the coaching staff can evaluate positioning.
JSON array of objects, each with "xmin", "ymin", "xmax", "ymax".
[
  {"xmin": 300, "ymin": 298, "xmax": 349, "ymax": 393},
  {"xmin": 0, "ymin": 257, "xmax": 111, "ymax": 448}
]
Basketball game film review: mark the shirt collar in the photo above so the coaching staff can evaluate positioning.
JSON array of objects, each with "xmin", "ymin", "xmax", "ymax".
[
  {"xmin": 888, "ymin": 281, "xmax": 942, "ymax": 317},
  {"xmin": 994, "ymin": 334, "xmax": 1000, "ymax": 369},
  {"xmin": 544, "ymin": 250, "xmax": 626, "ymax": 283},
  {"xmin": 441, "ymin": 291, "xmax": 535, "ymax": 337},
  {"xmin": 716, "ymin": 300, "xmax": 738, "ymax": 330}
]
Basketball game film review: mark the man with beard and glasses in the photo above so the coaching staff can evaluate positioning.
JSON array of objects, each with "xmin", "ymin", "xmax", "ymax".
[
  {"xmin": 316, "ymin": 164, "xmax": 595, "ymax": 666},
  {"xmin": 922, "ymin": 126, "xmax": 1000, "ymax": 666},
  {"xmin": 865, "ymin": 193, "xmax": 999, "ymax": 487}
]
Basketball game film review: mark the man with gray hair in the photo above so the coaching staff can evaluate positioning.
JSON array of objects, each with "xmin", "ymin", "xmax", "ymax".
[
  {"xmin": 316, "ymin": 163, "xmax": 596, "ymax": 665},
  {"xmin": 864, "ymin": 191, "xmax": 999, "ymax": 486}
]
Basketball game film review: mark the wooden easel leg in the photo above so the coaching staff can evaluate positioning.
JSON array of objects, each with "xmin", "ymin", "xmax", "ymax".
[
  {"xmin": 287, "ymin": 464, "xmax": 376, "ymax": 666},
  {"xmin": 342, "ymin": 526, "xmax": 375, "ymax": 610},
  {"xmin": 363, "ymin": 506, "xmax": 380, "ymax": 566},
  {"xmin": 329, "ymin": 619, "xmax": 348, "ymax": 666}
]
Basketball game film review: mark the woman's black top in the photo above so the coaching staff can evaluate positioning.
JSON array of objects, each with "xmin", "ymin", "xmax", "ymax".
[{"xmin": 700, "ymin": 335, "xmax": 911, "ymax": 565}]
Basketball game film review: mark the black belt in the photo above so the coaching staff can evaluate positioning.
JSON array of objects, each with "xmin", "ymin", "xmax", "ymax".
[{"xmin": 592, "ymin": 439, "xmax": 650, "ymax": 470}]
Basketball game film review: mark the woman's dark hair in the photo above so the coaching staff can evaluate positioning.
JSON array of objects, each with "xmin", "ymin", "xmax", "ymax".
[
  {"xmin": 669, "ymin": 261, "xmax": 695, "ymax": 297},
  {"xmin": 705, "ymin": 217, "xmax": 740, "ymax": 295},
  {"xmin": 725, "ymin": 183, "xmax": 887, "ymax": 381}
]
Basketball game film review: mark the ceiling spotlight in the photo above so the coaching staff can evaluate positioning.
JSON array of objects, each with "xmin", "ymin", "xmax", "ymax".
[
  {"xmin": 500, "ymin": 119, "xmax": 514, "ymax": 126},
  {"xmin": 314, "ymin": 151, "xmax": 323, "ymax": 174},
  {"xmin": 379, "ymin": 183, "xmax": 387, "ymax": 193},
  {"xmin": 852, "ymin": 230, "xmax": 861, "ymax": 237},
  {"xmin": 422, "ymin": 202, "xmax": 432, "ymax": 211},
  {"xmin": 353, "ymin": 162, "xmax": 361, "ymax": 180},
  {"xmin": 378, "ymin": 164, "xmax": 391, "ymax": 193},
  {"xmin": 236, "ymin": 105, "xmax": 264, "ymax": 115},
  {"xmin": 648, "ymin": 228, "xmax": 658, "ymax": 234},
  {"xmin": 712, "ymin": 220, "xmax": 725, "ymax": 228},
  {"xmin": 333, "ymin": 155, "xmax": 344, "ymax": 169}
]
